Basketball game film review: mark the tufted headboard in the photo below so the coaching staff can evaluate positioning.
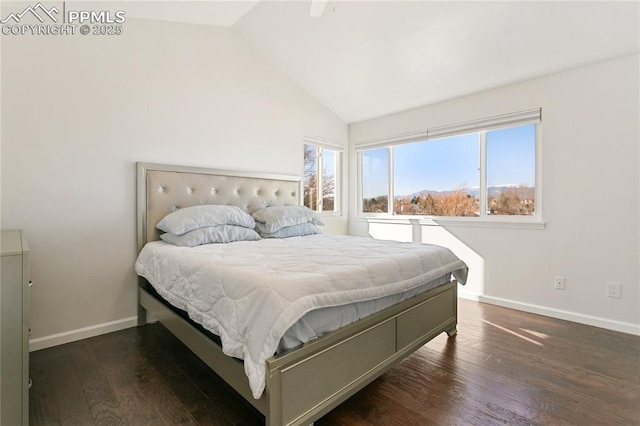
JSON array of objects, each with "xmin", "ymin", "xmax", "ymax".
[{"xmin": 137, "ymin": 162, "xmax": 302, "ymax": 250}]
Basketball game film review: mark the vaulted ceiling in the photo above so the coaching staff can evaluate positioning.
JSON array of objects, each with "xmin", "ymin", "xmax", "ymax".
[
  {"xmin": 98, "ymin": 1, "xmax": 640, "ymax": 123},
  {"xmin": 232, "ymin": 1, "xmax": 639, "ymax": 123}
]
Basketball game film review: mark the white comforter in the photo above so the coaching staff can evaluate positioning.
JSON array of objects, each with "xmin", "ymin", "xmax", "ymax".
[{"xmin": 135, "ymin": 234, "xmax": 468, "ymax": 399}]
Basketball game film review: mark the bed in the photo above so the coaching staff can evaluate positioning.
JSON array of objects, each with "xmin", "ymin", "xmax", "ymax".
[{"xmin": 135, "ymin": 162, "xmax": 467, "ymax": 425}]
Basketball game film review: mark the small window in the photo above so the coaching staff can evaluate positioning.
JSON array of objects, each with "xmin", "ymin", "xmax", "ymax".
[
  {"xmin": 304, "ymin": 143, "xmax": 341, "ymax": 213},
  {"xmin": 362, "ymin": 148, "xmax": 389, "ymax": 213}
]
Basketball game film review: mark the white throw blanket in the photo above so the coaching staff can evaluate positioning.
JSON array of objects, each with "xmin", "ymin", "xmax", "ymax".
[{"xmin": 135, "ymin": 234, "xmax": 468, "ymax": 399}]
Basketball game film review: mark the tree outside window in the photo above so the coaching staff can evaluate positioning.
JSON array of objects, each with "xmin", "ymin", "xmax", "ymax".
[{"xmin": 304, "ymin": 144, "xmax": 339, "ymax": 213}]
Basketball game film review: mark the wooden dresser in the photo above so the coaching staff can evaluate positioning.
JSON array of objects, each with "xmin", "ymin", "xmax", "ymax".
[{"xmin": 1, "ymin": 230, "xmax": 30, "ymax": 425}]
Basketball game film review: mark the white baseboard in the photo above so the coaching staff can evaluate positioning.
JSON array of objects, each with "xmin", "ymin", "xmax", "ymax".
[
  {"xmin": 458, "ymin": 290, "xmax": 482, "ymax": 301},
  {"xmin": 475, "ymin": 295, "xmax": 640, "ymax": 336},
  {"xmin": 29, "ymin": 316, "xmax": 138, "ymax": 352},
  {"xmin": 28, "ymin": 293, "xmax": 640, "ymax": 352}
]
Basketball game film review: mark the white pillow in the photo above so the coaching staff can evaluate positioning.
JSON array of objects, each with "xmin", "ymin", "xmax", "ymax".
[
  {"xmin": 258, "ymin": 222, "xmax": 321, "ymax": 239},
  {"xmin": 252, "ymin": 206, "xmax": 324, "ymax": 234},
  {"xmin": 157, "ymin": 205, "xmax": 255, "ymax": 235},
  {"xmin": 160, "ymin": 225, "xmax": 261, "ymax": 247}
]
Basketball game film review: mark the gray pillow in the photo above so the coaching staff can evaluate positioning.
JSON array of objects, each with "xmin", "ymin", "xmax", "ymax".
[
  {"xmin": 157, "ymin": 205, "xmax": 255, "ymax": 235},
  {"xmin": 252, "ymin": 206, "xmax": 324, "ymax": 234},
  {"xmin": 258, "ymin": 222, "xmax": 321, "ymax": 239},
  {"xmin": 160, "ymin": 225, "xmax": 261, "ymax": 247}
]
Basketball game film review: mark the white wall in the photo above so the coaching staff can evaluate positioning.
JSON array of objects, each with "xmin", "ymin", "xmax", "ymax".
[
  {"xmin": 1, "ymin": 18, "xmax": 348, "ymax": 349},
  {"xmin": 349, "ymin": 55, "xmax": 640, "ymax": 334}
]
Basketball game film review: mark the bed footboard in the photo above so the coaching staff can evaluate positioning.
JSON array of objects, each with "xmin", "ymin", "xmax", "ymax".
[
  {"xmin": 138, "ymin": 279, "xmax": 457, "ymax": 426},
  {"xmin": 265, "ymin": 281, "xmax": 457, "ymax": 425}
]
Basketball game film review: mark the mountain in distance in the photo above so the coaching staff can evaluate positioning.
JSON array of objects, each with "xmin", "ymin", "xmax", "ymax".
[{"xmin": 396, "ymin": 184, "xmax": 527, "ymax": 200}]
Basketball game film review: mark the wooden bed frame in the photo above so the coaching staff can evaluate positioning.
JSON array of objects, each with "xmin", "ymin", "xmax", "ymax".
[{"xmin": 136, "ymin": 162, "xmax": 459, "ymax": 425}]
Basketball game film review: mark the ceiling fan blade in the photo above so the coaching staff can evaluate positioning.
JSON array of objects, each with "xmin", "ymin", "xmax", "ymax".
[{"xmin": 309, "ymin": 0, "xmax": 329, "ymax": 17}]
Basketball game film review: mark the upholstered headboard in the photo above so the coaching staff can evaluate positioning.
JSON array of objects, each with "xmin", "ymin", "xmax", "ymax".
[{"xmin": 137, "ymin": 162, "xmax": 302, "ymax": 250}]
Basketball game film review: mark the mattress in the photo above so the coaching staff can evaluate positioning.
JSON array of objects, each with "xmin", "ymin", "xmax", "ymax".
[{"xmin": 135, "ymin": 234, "xmax": 468, "ymax": 398}]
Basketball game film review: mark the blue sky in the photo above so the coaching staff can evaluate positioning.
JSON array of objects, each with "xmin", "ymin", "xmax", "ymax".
[
  {"xmin": 363, "ymin": 124, "xmax": 535, "ymax": 197},
  {"xmin": 486, "ymin": 124, "xmax": 536, "ymax": 188}
]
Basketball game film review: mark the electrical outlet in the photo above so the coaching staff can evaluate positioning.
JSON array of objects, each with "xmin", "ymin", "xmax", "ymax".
[
  {"xmin": 607, "ymin": 282, "xmax": 621, "ymax": 298},
  {"xmin": 554, "ymin": 276, "xmax": 565, "ymax": 290}
]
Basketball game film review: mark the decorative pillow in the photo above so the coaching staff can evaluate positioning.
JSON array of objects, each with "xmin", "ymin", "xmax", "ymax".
[
  {"xmin": 160, "ymin": 225, "xmax": 261, "ymax": 247},
  {"xmin": 258, "ymin": 222, "xmax": 321, "ymax": 239},
  {"xmin": 157, "ymin": 205, "xmax": 255, "ymax": 235},
  {"xmin": 252, "ymin": 205, "xmax": 324, "ymax": 234}
]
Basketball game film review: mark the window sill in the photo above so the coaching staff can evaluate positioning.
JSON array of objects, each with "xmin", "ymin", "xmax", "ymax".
[
  {"xmin": 320, "ymin": 211, "xmax": 342, "ymax": 217},
  {"xmin": 355, "ymin": 216, "xmax": 545, "ymax": 230},
  {"xmin": 321, "ymin": 212, "xmax": 346, "ymax": 221}
]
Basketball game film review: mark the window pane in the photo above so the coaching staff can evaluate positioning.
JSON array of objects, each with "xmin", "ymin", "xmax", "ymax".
[
  {"xmin": 322, "ymin": 149, "xmax": 337, "ymax": 212},
  {"xmin": 393, "ymin": 134, "xmax": 480, "ymax": 216},
  {"xmin": 487, "ymin": 124, "xmax": 536, "ymax": 216},
  {"xmin": 362, "ymin": 148, "xmax": 388, "ymax": 213},
  {"xmin": 303, "ymin": 144, "xmax": 318, "ymax": 211}
]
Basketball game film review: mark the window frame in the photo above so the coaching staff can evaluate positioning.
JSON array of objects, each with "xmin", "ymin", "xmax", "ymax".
[
  {"xmin": 355, "ymin": 109, "xmax": 543, "ymax": 228},
  {"xmin": 303, "ymin": 138, "xmax": 343, "ymax": 216}
]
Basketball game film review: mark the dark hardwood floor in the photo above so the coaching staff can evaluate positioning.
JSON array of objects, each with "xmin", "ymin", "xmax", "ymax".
[{"xmin": 30, "ymin": 299, "xmax": 640, "ymax": 425}]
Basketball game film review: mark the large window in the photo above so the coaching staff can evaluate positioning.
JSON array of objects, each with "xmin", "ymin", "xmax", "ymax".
[
  {"xmin": 358, "ymin": 109, "xmax": 540, "ymax": 219},
  {"xmin": 304, "ymin": 143, "xmax": 341, "ymax": 213}
]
